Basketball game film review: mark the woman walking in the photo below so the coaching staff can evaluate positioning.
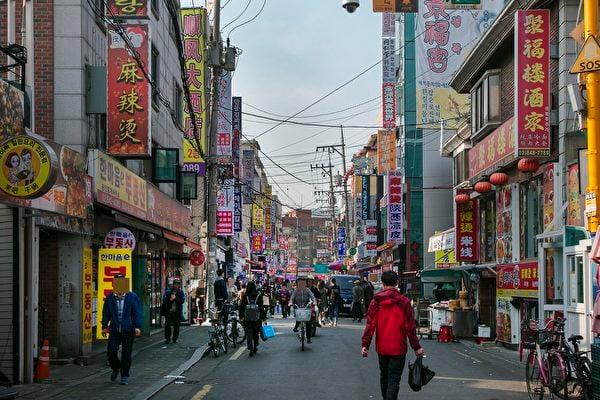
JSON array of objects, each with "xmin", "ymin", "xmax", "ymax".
[
  {"xmin": 239, "ymin": 281, "xmax": 266, "ymax": 357},
  {"xmin": 317, "ymin": 280, "xmax": 329, "ymax": 326}
]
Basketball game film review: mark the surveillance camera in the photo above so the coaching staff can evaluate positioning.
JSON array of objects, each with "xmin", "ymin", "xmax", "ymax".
[{"xmin": 342, "ymin": 0, "xmax": 359, "ymax": 13}]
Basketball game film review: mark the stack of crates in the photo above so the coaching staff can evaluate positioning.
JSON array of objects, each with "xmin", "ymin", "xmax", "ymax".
[{"xmin": 593, "ymin": 343, "xmax": 600, "ymax": 400}]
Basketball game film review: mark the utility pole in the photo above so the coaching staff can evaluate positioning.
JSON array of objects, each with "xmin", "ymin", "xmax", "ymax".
[
  {"xmin": 339, "ymin": 126, "xmax": 351, "ymax": 250},
  {"xmin": 311, "ymin": 158, "xmax": 336, "ymax": 260},
  {"xmin": 585, "ymin": 0, "xmax": 600, "ymax": 232},
  {"xmin": 207, "ymin": 0, "xmax": 221, "ymax": 308}
]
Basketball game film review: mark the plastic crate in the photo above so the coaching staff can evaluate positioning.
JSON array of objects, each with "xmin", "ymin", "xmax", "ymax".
[{"xmin": 593, "ymin": 344, "xmax": 600, "ymax": 362}]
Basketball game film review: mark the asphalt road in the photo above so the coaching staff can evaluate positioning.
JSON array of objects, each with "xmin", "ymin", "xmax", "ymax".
[{"xmin": 151, "ymin": 317, "xmax": 529, "ymax": 400}]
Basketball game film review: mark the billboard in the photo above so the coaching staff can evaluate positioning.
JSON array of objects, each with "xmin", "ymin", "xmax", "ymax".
[{"xmin": 217, "ymin": 72, "xmax": 232, "ymax": 159}]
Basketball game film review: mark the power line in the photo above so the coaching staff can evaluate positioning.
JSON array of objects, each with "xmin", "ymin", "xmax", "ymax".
[
  {"xmin": 221, "ymin": 0, "xmax": 252, "ymax": 30},
  {"xmin": 227, "ymin": 0, "xmax": 267, "ymax": 39},
  {"xmin": 242, "ymin": 95, "xmax": 380, "ymax": 119}
]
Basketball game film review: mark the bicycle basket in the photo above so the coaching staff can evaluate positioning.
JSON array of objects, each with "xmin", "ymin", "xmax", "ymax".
[
  {"xmin": 521, "ymin": 320, "xmax": 542, "ymax": 350},
  {"xmin": 295, "ymin": 308, "xmax": 312, "ymax": 322}
]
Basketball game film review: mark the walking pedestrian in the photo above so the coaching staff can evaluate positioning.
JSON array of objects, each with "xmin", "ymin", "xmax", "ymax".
[
  {"xmin": 352, "ymin": 280, "xmax": 364, "ymax": 322},
  {"xmin": 317, "ymin": 280, "xmax": 329, "ymax": 326},
  {"xmin": 361, "ymin": 271, "xmax": 424, "ymax": 400},
  {"xmin": 239, "ymin": 281, "xmax": 266, "ymax": 357},
  {"xmin": 278, "ymin": 284, "xmax": 291, "ymax": 318},
  {"xmin": 213, "ymin": 269, "xmax": 228, "ymax": 324},
  {"xmin": 161, "ymin": 279, "xmax": 185, "ymax": 344},
  {"xmin": 329, "ymin": 278, "xmax": 341, "ymax": 327},
  {"xmin": 364, "ymin": 280, "xmax": 375, "ymax": 310},
  {"xmin": 101, "ymin": 275, "xmax": 142, "ymax": 386}
]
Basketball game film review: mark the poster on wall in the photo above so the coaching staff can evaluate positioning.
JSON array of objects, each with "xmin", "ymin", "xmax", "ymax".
[
  {"xmin": 543, "ymin": 164, "xmax": 555, "ymax": 229},
  {"xmin": 496, "ymin": 297, "xmax": 513, "ymax": 343},
  {"xmin": 96, "ymin": 248, "xmax": 133, "ymax": 340},
  {"xmin": 107, "ymin": 25, "xmax": 151, "ymax": 157},
  {"xmin": 415, "ymin": 0, "xmax": 504, "ymax": 125},
  {"xmin": 496, "ymin": 185, "xmax": 513, "ymax": 264},
  {"xmin": 567, "ymin": 163, "xmax": 583, "ymax": 226},
  {"xmin": 216, "ymin": 72, "xmax": 232, "ymax": 159},
  {"xmin": 0, "ymin": 79, "xmax": 25, "ymax": 142},
  {"xmin": 181, "ymin": 8, "xmax": 208, "ymax": 176}
]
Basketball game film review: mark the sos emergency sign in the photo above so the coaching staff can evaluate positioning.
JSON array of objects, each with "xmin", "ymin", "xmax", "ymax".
[{"xmin": 570, "ymin": 35, "xmax": 600, "ymax": 74}]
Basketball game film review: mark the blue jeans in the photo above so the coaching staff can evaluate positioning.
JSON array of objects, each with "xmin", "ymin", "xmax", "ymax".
[{"xmin": 329, "ymin": 302, "xmax": 339, "ymax": 320}]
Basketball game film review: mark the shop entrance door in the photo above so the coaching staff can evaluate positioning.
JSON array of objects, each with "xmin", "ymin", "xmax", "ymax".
[{"xmin": 565, "ymin": 250, "xmax": 592, "ymax": 350}]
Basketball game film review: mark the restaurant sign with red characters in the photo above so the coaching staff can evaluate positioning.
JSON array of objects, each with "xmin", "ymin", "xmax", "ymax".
[
  {"xmin": 497, "ymin": 261, "xmax": 539, "ymax": 298},
  {"xmin": 106, "ymin": 0, "xmax": 148, "ymax": 18},
  {"xmin": 514, "ymin": 10, "xmax": 550, "ymax": 157},
  {"xmin": 455, "ymin": 197, "xmax": 479, "ymax": 262},
  {"xmin": 107, "ymin": 25, "xmax": 151, "ymax": 157}
]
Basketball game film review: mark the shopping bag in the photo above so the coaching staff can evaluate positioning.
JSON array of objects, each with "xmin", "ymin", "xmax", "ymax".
[
  {"xmin": 408, "ymin": 356, "xmax": 435, "ymax": 392},
  {"xmin": 261, "ymin": 324, "xmax": 276, "ymax": 340}
]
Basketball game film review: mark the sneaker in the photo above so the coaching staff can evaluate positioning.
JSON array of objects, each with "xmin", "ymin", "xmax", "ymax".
[
  {"xmin": 120, "ymin": 377, "xmax": 129, "ymax": 385},
  {"xmin": 110, "ymin": 370, "xmax": 119, "ymax": 382}
]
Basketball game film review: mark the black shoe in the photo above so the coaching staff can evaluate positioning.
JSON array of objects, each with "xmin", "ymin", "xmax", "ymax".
[
  {"xmin": 249, "ymin": 351, "xmax": 254, "ymax": 357},
  {"xmin": 172, "ymin": 340, "xmax": 178, "ymax": 344},
  {"xmin": 164, "ymin": 339, "xmax": 170, "ymax": 344},
  {"xmin": 293, "ymin": 328, "xmax": 298, "ymax": 333},
  {"xmin": 110, "ymin": 370, "xmax": 119, "ymax": 382},
  {"xmin": 307, "ymin": 339, "xmax": 312, "ymax": 343}
]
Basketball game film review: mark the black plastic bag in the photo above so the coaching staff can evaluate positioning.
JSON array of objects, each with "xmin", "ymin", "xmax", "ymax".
[{"xmin": 408, "ymin": 356, "xmax": 435, "ymax": 392}]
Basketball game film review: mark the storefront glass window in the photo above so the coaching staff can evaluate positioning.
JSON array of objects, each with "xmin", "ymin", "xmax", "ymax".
[
  {"xmin": 520, "ymin": 178, "xmax": 543, "ymax": 259},
  {"xmin": 545, "ymin": 247, "xmax": 564, "ymax": 305},
  {"xmin": 480, "ymin": 196, "xmax": 496, "ymax": 262},
  {"xmin": 568, "ymin": 255, "xmax": 585, "ymax": 306}
]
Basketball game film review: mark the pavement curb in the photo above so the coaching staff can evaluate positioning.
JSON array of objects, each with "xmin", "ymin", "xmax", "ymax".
[{"xmin": 131, "ymin": 344, "xmax": 209, "ymax": 400}]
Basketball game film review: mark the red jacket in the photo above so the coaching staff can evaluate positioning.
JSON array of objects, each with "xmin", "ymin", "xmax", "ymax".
[{"xmin": 361, "ymin": 288, "xmax": 421, "ymax": 356}]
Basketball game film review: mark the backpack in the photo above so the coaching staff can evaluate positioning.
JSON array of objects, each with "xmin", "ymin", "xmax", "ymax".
[{"xmin": 245, "ymin": 295, "xmax": 261, "ymax": 322}]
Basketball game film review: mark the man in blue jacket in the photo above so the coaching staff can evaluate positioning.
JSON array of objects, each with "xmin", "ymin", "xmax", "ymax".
[
  {"xmin": 101, "ymin": 275, "xmax": 142, "ymax": 385},
  {"xmin": 161, "ymin": 279, "xmax": 185, "ymax": 344}
]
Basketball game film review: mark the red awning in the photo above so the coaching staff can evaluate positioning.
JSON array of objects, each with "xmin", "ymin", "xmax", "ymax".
[
  {"xmin": 185, "ymin": 240, "xmax": 202, "ymax": 251},
  {"xmin": 163, "ymin": 230, "xmax": 186, "ymax": 244}
]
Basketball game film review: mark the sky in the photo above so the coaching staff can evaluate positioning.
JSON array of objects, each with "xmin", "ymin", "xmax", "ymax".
[{"xmin": 185, "ymin": 0, "xmax": 383, "ymax": 210}]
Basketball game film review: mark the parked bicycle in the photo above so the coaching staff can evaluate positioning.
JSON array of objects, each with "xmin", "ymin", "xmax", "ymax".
[
  {"xmin": 224, "ymin": 301, "xmax": 246, "ymax": 348},
  {"xmin": 294, "ymin": 305, "xmax": 312, "ymax": 351},
  {"xmin": 205, "ymin": 308, "xmax": 228, "ymax": 358},
  {"xmin": 522, "ymin": 318, "xmax": 593, "ymax": 400}
]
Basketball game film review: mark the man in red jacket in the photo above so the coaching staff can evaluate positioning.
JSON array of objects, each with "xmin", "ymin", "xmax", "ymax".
[{"xmin": 361, "ymin": 271, "xmax": 424, "ymax": 400}]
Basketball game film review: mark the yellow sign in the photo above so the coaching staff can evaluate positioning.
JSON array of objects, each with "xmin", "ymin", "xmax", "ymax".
[
  {"xmin": 252, "ymin": 203, "xmax": 264, "ymax": 229},
  {"xmin": 570, "ymin": 36, "xmax": 600, "ymax": 74},
  {"xmin": 0, "ymin": 136, "xmax": 58, "ymax": 198},
  {"xmin": 377, "ymin": 130, "xmax": 397, "ymax": 174},
  {"xmin": 435, "ymin": 249, "xmax": 458, "ymax": 269},
  {"xmin": 96, "ymin": 248, "xmax": 133, "ymax": 340},
  {"xmin": 82, "ymin": 247, "xmax": 93, "ymax": 344},
  {"xmin": 373, "ymin": 0, "xmax": 395, "ymax": 12}
]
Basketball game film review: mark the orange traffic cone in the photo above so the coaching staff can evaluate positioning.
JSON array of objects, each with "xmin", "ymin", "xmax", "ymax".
[{"xmin": 34, "ymin": 339, "xmax": 51, "ymax": 383}]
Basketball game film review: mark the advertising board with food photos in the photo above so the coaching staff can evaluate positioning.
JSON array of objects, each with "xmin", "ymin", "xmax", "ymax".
[
  {"xmin": 496, "ymin": 185, "xmax": 514, "ymax": 264},
  {"xmin": 0, "ymin": 79, "xmax": 25, "ymax": 142},
  {"xmin": 497, "ymin": 262, "xmax": 539, "ymax": 298}
]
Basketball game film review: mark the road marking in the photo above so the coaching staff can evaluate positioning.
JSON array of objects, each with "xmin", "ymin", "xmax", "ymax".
[
  {"xmin": 229, "ymin": 346, "xmax": 246, "ymax": 361},
  {"xmin": 452, "ymin": 349, "xmax": 482, "ymax": 363},
  {"xmin": 191, "ymin": 384, "xmax": 212, "ymax": 399}
]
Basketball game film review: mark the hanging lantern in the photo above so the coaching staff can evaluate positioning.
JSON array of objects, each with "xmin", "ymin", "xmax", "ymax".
[
  {"xmin": 474, "ymin": 181, "xmax": 492, "ymax": 193},
  {"xmin": 518, "ymin": 158, "xmax": 540, "ymax": 173},
  {"xmin": 489, "ymin": 172, "xmax": 509, "ymax": 186},
  {"xmin": 455, "ymin": 193, "xmax": 470, "ymax": 204}
]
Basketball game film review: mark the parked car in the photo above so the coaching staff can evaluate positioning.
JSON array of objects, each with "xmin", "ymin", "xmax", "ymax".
[{"xmin": 332, "ymin": 274, "xmax": 360, "ymax": 316}]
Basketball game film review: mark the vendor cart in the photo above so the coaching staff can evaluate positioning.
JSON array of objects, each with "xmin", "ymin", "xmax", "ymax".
[{"xmin": 416, "ymin": 299, "xmax": 433, "ymax": 339}]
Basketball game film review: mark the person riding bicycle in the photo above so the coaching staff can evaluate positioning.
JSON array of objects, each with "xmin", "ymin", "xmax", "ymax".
[{"xmin": 291, "ymin": 277, "xmax": 316, "ymax": 343}]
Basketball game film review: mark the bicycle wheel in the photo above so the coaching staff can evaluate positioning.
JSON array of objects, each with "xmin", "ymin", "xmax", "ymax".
[
  {"xmin": 548, "ymin": 353, "xmax": 568, "ymax": 400},
  {"xmin": 221, "ymin": 329, "xmax": 228, "ymax": 354},
  {"xmin": 526, "ymin": 351, "xmax": 545, "ymax": 400},
  {"xmin": 565, "ymin": 357, "xmax": 592, "ymax": 400},
  {"xmin": 236, "ymin": 323, "xmax": 246, "ymax": 344},
  {"xmin": 301, "ymin": 323, "xmax": 305, "ymax": 351},
  {"xmin": 211, "ymin": 334, "xmax": 220, "ymax": 358}
]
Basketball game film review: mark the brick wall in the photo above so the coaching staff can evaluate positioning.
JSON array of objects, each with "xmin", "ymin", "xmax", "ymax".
[
  {"xmin": 38, "ymin": 231, "xmax": 59, "ymax": 348},
  {"xmin": 33, "ymin": 0, "xmax": 54, "ymax": 140}
]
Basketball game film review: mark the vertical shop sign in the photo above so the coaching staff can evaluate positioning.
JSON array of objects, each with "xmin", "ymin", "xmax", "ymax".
[
  {"xmin": 182, "ymin": 8, "xmax": 208, "ymax": 176},
  {"xmin": 232, "ymin": 97, "xmax": 242, "ymax": 178},
  {"xmin": 216, "ymin": 178, "xmax": 234, "ymax": 236},
  {"xmin": 382, "ymin": 13, "xmax": 396, "ymax": 37},
  {"xmin": 382, "ymin": 13, "xmax": 396, "ymax": 129},
  {"xmin": 107, "ymin": 25, "xmax": 151, "ymax": 157},
  {"xmin": 387, "ymin": 170, "xmax": 404, "ymax": 243},
  {"xmin": 107, "ymin": 0, "xmax": 148, "ymax": 18},
  {"xmin": 242, "ymin": 150, "xmax": 254, "ymax": 204},
  {"xmin": 217, "ymin": 72, "xmax": 232, "ymax": 158},
  {"xmin": 377, "ymin": 130, "xmax": 398, "ymax": 174},
  {"xmin": 455, "ymin": 198, "xmax": 479, "ymax": 262},
  {"xmin": 496, "ymin": 185, "xmax": 513, "ymax": 264},
  {"xmin": 515, "ymin": 10, "xmax": 551, "ymax": 157},
  {"xmin": 543, "ymin": 164, "xmax": 555, "ymax": 229},
  {"xmin": 96, "ymin": 248, "xmax": 133, "ymax": 340},
  {"xmin": 252, "ymin": 230, "xmax": 263, "ymax": 254},
  {"xmin": 567, "ymin": 163, "xmax": 583, "ymax": 226},
  {"xmin": 234, "ymin": 187, "xmax": 242, "ymax": 232},
  {"xmin": 82, "ymin": 247, "xmax": 93, "ymax": 344},
  {"xmin": 361, "ymin": 175, "xmax": 370, "ymax": 220},
  {"xmin": 252, "ymin": 202, "xmax": 264, "ymax": 229}
]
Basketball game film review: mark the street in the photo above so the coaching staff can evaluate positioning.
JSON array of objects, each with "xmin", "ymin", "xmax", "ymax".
[{"xmin": 152, "ymin": 318, "xmax": 528, "ymax": 400}]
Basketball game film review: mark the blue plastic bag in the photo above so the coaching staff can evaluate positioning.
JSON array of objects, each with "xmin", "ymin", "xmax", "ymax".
[{"xmin": 261, "ymin": 324, "xmax": 275, "ymax": 340}]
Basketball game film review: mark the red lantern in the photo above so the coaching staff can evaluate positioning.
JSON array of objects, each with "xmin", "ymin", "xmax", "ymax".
[
  {"xmin": 474, "ymin": 181, "xmax": 492, "ymax": 193},
  {"xmin": 455, "ymin": 193, "xmax": 470, "ymax": 204},
  {"xmin": 518, "ymin": 158, "xmax": 540, "ymax": 172},
  {"xmin": 489, "ymin": 172, "xmax": 509, "ymax": 186}
]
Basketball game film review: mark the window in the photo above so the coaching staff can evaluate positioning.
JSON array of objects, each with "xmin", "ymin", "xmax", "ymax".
[
  {"xmin": 151, "ymin": 0, "xmax": 159, "ymax": 18},
  {"xmin": 151, "ymin": 46, "xmax": 160, "ymax": 108},
  {"xmin": 174, "ymin": 82, "xmax": 183, "ymax": 127},
  {"xmin": 470, "ymin": 70, "xmax": 501, "ymax": 139},
  {"xmin": 453, "ymin": 150, "xmax": 469, "ymax": 185},
  {"xmin": 569, "ymin": 255, "xmax": 585, "ymax": 306},
  {"xmin": 520, "ymin": 178, "xmax": 543, "ymax": 259}
]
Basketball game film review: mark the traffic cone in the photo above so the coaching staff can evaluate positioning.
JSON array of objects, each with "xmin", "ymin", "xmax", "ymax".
[{"xmin": 34, "ymin": 339, "xmax": 51, "ymax": 383}]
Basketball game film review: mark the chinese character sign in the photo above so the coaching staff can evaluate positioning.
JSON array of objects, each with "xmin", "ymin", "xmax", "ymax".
[
  {"xmin": 82, "ymin": 248, "xmax": 93, "ymax": 344},
  {"xmin": 217, "ymin": 72, "xmax": 232, "ymax": 158},
  {"xmin": 377, "ymin": 130, "xmax": 397, "ymax": 174},
  {"xmin": 96, "ymin": 248, "xmax": 132, "ymax": 340},
  {"xmin": 468, "ymin": 117, "xmax": 515, "ymax": 179},
  {"xmin": 182, "ymin": 8, "xmax": 208, "ymax": 176},
  {"xmin": 234, "ymin": 186, "xmax": 242, "ymax": 232},
  {"xmin": 242, "ymin": 150, "xmax": 254, "ymax": 204},
  {"xmin": 387, "ymin": 170, "xmax": 404, "ymax": 244},
  {"xmin": 107, "ymin": 0, "xmax": 148, "ymax": 18},
  {"xmin": 107, "ymin": 25, "xmax": 151, "ymax": 157},
  {"xmin": 515, "ymin": 10, "xmax": 550, "ymax": 157},
  {"xmin": 497, "ymin": 262, "xmax": 539, "ymax": 298},
  {"xmin": 455, "ymin": 197, "xmax": 479, "ymax": 262},
  {"xmin": 361, "ymin": 175, "xmax": 370, "ymax": 220},
  {"xmin": 416, "ymin": 0, "xmax": 504, "ymax": 124},
  {"xmin": 216, "ymin": 178, "xmax": 234, "ymax": 236},
  {"xmin": 232, "ymin": 97, "xmax": 242, "ymax": 178}
]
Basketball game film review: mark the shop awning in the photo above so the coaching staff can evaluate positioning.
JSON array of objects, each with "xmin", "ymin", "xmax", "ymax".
[
  {"xmin": 114, "ymin": 211, "xmax": 162, "ymax": 236},
  {"xmin": 185, "ymin": 240, "xmax": 202, "ymax": 251},
  {"xmin": 447, "ymin": 263, "xmax": 496, "ymax": 273},
  {"xmin": 163, "ymin": 230, "xmax": 186, "ymax": 244},
  {"xmin": 419, "ymin": 268, "xmax": 462, "ymax": 283}
]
